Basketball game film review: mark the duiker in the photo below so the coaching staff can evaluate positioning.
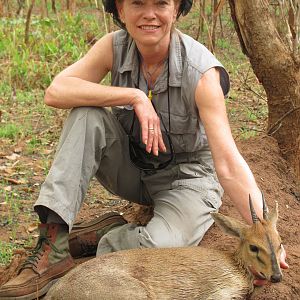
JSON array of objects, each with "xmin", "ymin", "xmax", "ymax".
[{"xmin": 45, "ymin": 195, "xmax": 283, "ymax": 300}]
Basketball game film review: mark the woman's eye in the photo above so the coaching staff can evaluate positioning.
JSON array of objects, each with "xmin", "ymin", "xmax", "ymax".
[
  {"xmin": 249, "ymin": 245, "xmax": 259, "ymax": 253},
  {"xmin": 132, "ymin": 1, "xmax": 143, "ymax": 6},
  {"xmin": 156, "ymin": 0, "xmax": 168, "ymax": 7}
]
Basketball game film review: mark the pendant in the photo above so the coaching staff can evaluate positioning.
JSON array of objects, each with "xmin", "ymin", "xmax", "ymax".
[{"xmin": 148, "ymin": 90, "xmax": 153, "ymax": 101}]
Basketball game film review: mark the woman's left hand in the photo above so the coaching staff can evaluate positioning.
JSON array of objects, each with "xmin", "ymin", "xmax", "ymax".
[
  {"xmin": 279, "ymin": 244, "xmax": 289, "ymax": 269},
  {"xmin": 131, "ymin": 89, "xmax": 166, "ymax": 156}
]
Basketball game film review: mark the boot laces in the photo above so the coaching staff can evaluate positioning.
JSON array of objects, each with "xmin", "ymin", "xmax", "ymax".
[{"xmin": 19, "ymin": 235, "xmax": 63, "ymax": 274}]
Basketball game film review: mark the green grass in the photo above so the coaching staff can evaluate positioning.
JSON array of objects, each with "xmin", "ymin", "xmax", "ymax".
[
  {"xmin": 0, "ymin": 124, "xmax": 22, "ymax": 140},
  {"xmin": 0, "ymin": 10, "xmax": 106, "ymax": 91},
  {"xmin": 239, "ymin": 127, "xmax": 258, "ymax": 140},
  {"xmin": 2, "ymin": 190, "xmax": 21, "ymax": 225},
  {"xmin": 0, "ymin": 241, "xmax": 20, "ymax": 266}
]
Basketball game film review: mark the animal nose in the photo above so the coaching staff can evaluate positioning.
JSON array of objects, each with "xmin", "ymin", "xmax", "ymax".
[{"xmin": 270, "ymin": 273, "xmax": 282, "ymax": 283}]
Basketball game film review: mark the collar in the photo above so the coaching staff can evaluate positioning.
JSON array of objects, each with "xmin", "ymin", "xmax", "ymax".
[{"xmin": 118, "ymin": 29, "xmax": 183, "ymax": 93}]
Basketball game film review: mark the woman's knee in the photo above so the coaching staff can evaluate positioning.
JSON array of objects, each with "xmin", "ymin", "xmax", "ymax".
[
  {"xmin": 70, "ymin": 106, "xmax": 107, "ymax": 121},
  {"xmin": 138, "ymin": 219, "xmax": 189, "ymax": 248}
]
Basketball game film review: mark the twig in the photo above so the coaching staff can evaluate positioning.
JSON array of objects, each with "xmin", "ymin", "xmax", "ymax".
[
  {"xmin": 102, "ymin": 4, "xmax": 108, "ymax": 34},
  {"xmin": 243, "ymin": 83, "xmax": 267, "ymax": 102},
  {"xmin": 24, "ymin": 0, "xmax": 35, "ymax": 45},
  {"xmin": 268, "ymin": 105, "xmax": 300, "ymax": 135},
  {"xmin": 200, "ymin": 8, "xmax": 214, "ymax": 53}
]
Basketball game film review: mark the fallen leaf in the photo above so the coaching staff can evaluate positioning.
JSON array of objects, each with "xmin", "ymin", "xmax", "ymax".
[
  {"xmin": 5, "ymin": 153, "xmax": 20, "ymax": 161},
  {"xmin": 4, "ymin": 177, "xmax": 27, "ymax": 185},
  {"xmin": 14, "ymin": 147, "xmax": 22, "ymax": 153},
  {"xmin": 27, "ymin": 223, "xmax": 38, "ymax": 233},
  {"xmin": 41, "ymin": 149, "xmax": 53, "ymax": 155},
  {"xmin": 4, "ymin": 186, "xmax": 12, "ymax": 192},
  {"xmin": 13, "ymin": 240, "xmax": 25, "ymax": 245},
  {"xmin": 3, "ymin": 168, "xmax": 14, "ymax": 175}
]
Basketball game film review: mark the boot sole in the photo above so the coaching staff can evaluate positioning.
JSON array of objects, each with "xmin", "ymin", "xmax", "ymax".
[
  {"xmin": 70, "ymin": 211, "xmax": 126, "ymax": 236},
  {"xmin": 68, "ymin": 212, "xmax": 127, "ymax": 258},
  {"xmin": 0, "ymin": 279, "xmax": 58, "ymax": 300}
]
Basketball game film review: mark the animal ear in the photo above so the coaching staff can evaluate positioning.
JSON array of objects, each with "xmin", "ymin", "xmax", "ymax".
[
  {"xmin": 211, "ymin": 212, "xmax": 248, "ymax": 238},
  {"xmin": 268, "ymin": 201, "xmax": 279, "ymax": 226}
]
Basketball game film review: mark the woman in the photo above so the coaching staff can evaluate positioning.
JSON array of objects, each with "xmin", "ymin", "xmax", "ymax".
[{"xmin": 0, "ymin": 0, "xmax": 288, "ymax": 299}]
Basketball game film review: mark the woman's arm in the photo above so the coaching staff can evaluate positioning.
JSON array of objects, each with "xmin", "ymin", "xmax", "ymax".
[
  {"xmin": 44, "ymin": 32, "xmax": 165, "ymax": 155},
  {"xmin": 195, "ymin": 67, "xmax": 263, "ymax": 224},
  {"xmin": 44, "ymin": 32, "xmax": 143, "ymax": 109},
  {"xmin": 195, "ymin": 67, "xmax": 289, "ymax": 272}
]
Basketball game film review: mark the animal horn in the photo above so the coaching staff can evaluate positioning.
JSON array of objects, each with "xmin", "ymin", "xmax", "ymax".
[
  {"xmin": 249, "ymin": 194, "xmax": 259, "ymax": 223},
  {"xmin": 261, "ymin": 192, "xmax": 269, "ymax": 220}
]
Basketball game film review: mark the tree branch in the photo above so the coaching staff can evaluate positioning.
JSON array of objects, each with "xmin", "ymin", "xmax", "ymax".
[{"xmin": 268, "ymin": 106, "xmax": 300, "ymax": 135}]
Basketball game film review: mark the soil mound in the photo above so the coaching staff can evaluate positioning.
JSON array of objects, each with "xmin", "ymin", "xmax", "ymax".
[{"xmin": 201, "ymin": 135, "xmax": 300, "ymax": 300}]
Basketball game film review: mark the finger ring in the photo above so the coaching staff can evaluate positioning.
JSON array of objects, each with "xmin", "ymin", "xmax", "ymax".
[{"xmin": 149, "ymin": 128, "xmax": 154, "ymax": 131}]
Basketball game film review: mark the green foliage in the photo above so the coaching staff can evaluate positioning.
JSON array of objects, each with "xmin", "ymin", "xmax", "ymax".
[
  {"xmin": 0, "ymin": 124, "xmax": 22, "ymax": 140},
  {"xmin": 2, "ymin": 190, "xmax": 21, "ymax": 225},
  {"xmin": 239, "ymin": 127, "xmax": 258, "ymax": 140},
  {"xmin": 216, "ymin": 38, "xmax": 231, "ymax": 50},
  {"xmin": 0, "ymin": 11, "xmax": 104, "ymax": 91},
  {"xmin": 0, "ymin": 241, "xmax": 19, "ymax": 266}
]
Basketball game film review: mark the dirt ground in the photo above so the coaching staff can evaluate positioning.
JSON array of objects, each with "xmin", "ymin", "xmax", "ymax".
[{"xmin": 0, "ymin": 134, "xmax": 299, "ymax": 299}]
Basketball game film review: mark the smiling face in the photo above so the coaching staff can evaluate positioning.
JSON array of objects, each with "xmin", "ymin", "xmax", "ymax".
[{"xmin": 116, "ymin": 0, "xmax": 179, "ymax": 49}]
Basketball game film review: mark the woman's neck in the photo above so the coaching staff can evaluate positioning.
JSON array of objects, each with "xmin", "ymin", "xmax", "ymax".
[
  {"xmin": 136, "ymin": 34, "xmax": 171, "ymax": 68},
  {"xmin": 140, "ymin": 47, "xmax": 169, "ymax": 67}
]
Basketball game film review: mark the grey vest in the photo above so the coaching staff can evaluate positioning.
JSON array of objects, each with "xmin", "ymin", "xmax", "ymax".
[{"xmin": 111, "ymin": 29, "xmax": 230, "ymax": 162}]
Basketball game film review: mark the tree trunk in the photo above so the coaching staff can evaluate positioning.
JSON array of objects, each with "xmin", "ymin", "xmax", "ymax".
[
  {"xmin": 0, "ymin": 0, "xmax": 3, "ymax": 17},
  {"xmin": 228, "ymin": 0, "xmax": 300, "ymax": 180}
]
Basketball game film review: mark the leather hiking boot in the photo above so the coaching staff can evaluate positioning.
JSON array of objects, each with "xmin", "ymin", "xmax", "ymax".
[
  {"xmin": 69, "ymin": 212, "xmax": 127, "ymax": 258},
  {"xmin": 0, "ymin": 223, "xmax": 75, "ymax": 300}
]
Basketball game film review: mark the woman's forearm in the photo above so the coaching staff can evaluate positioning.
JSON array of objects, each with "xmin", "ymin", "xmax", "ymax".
[
  {"xmin": 217, "ymin": 156, "xmax": 263, "ymax": 225},
  {"xmin": 44, "ymin": 76, "xmax": 142, "ymax": 109}
]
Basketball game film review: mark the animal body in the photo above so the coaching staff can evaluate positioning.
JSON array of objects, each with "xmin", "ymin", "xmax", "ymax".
[{"xmin": 45, "ymin": 196, "xmax": 283, "ymax": 300}]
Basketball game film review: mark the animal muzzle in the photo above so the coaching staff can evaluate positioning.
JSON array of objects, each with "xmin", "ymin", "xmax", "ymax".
[{"xmin": 270, "ymin": 272, "xmax": 283, "ymax": 283}]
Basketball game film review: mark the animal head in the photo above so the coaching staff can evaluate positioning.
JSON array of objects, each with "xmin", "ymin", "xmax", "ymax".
[{"xmin": 211, "ymin": 193, "xmax": 283, "ymax": 284}]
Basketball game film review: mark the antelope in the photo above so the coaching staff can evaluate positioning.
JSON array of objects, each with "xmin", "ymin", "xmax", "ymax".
[{"xmin": 45, "ymin": 195, "xmax": 283, "ymax": 300}]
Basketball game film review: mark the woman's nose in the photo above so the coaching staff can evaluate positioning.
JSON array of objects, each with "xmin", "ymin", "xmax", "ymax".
[{"xmin": 143, "ymin": 5, "xmax": 157, "ymax": 19}]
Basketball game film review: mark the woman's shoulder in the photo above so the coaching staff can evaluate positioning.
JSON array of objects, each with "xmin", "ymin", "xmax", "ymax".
[
  {"xmin": 177, "ymin": 30, "xmax": 209, "ymax": 53},
  {"xmin": 176, "ymin": 30, "xmax": 222, "ymax": 70},
  {"xmin": 112, "ymin": 29, "xmax": 131, "ymax": 46},
  {"xmin": 175, "ymin": 30, "xmax": 230, "ymax": 97}
]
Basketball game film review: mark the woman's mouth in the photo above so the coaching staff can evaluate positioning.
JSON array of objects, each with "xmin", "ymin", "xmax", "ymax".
[{"xmin": 139, "ymin": 25, "xmax": 160, "ymax": 30}]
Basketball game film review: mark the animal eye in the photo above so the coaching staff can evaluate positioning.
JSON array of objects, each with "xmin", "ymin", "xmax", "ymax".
[{"xmin": 249, "ymin": 245, "xmax": 259, "ymax": 253}]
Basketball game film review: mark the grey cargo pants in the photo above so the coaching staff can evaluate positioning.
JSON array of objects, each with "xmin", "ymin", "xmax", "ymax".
[{"xmin": 34, "ymin": 107, "xmax": 223, "ymax": 255}]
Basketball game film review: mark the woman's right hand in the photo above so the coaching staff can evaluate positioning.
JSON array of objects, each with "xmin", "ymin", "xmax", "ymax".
[{"xmin": 131, "ymin": 90, "xmax": 166, "ymax": 156}]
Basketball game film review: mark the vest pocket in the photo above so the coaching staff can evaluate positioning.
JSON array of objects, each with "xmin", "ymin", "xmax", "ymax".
[{"xmin": 160, "ymin": 111, "xmax": 203, "ymax": 153}]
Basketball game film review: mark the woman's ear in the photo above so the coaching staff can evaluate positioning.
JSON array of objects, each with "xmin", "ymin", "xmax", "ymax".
[
  {"xmin": 116, "ymin": 1, "xmax": 124, "ymax": 23},
  {"xmin": 173, "ymin": 3, "xmax": 179, "ymax": 22}
]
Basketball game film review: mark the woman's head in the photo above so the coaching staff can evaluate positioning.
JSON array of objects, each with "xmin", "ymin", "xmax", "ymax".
[{"xmin": 102, "ymin": 0, "xmax": 192, "ymax": 30}]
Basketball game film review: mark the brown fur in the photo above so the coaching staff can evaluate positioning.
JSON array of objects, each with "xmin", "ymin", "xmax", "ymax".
[{"xmin": 45, "ymin": 205, "xmax": 282, "ymax": 300}]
